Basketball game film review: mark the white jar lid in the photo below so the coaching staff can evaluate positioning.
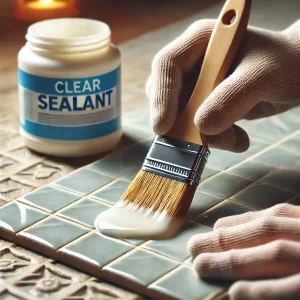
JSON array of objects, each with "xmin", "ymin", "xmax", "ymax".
[{"xmin": 26, "ymin": 18, "xmax": 111, "ymax": 47}]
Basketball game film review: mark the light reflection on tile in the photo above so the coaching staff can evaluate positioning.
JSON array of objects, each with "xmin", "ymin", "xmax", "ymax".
[
  {"xmin": 228, "ymin": 161, "xmax": 274, "ymax": 180},
  {"xmin": 91, "ymin": 180, "xmax": 130, "ymax": 205},
  {"xmin": 18, "ymin": 217, "xmax": 88, "ymax": 249},
  {"xmin": 104, "ymin": 249, "xmax": 178, "ymax": 286},
  {"xmin": 254, "ymin": 147, "xmax": 300, "ymax": 170},
  {"xmin": 89, "ymin": 140, "xmax": 151, "ymax": 177},
  {"xmin": 260, "ymin": 169, "xmax": 300, "ymax": 193},
  {"xmin": 145, "ymin": 223, "xmax": 211, "ymax": 261},
  {"xmin": 195, "ymin": 200, "xmax": 254, "ymax": 227},
  {"xmin": 232, "ymin": 182, "xmax": 295, "ymax": 209},
  {"xmin": 188, "ymin": 191, "xmax": 223, "ymax": 219},
  {"xmin": 0, "ymin": 202, "xmax": 47, "ymax": 233},
  {"xmin": 54, "ymin": 168, "xmax": 114, "ymax": 195},
  {"xmin": 19, "ymin": 185, "xmax": 80, "ymax": 212},
  {"xmin": 57, "ymin": 198, "xmax": 111, "ymax": 228},
  {"xmin": 198, "ymin": 172, "xmax": 253, "ymax": 199},
  {"xmin": 60, "ymin": 232, "xmax": 133, "ymax": 267}
]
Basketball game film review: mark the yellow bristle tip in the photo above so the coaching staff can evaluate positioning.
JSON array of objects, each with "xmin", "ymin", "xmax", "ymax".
[{"xmin": 118, "ymin": 170, "xmax": 196, "ymax": 218}]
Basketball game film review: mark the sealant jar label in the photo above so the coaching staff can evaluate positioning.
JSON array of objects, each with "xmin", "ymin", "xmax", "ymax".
[{"xmin": 18, "ymin": 67, "xmax": 121, "ymax": 141}]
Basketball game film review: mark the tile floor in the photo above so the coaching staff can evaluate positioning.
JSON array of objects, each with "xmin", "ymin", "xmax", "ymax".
[
  {"xmin": 1, "ymin": 1, "xmax": 300, "ymax": 299},
  {"xmin": 1, "ymin": 105, "xmax": 300, "ymax": 300}
]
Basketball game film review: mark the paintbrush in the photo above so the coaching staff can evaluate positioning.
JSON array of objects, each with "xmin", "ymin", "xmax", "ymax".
[{"xmin": 95, "ymin": 0, "xmax": 252, "ymax": 239}]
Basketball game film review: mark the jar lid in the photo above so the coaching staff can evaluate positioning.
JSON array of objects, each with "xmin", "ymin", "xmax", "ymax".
[{"xmin": 26, "ymin": 18, "xmax": 111, "ymax": 47}]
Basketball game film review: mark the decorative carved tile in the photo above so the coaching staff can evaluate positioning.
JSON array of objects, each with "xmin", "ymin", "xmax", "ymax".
[
  {"xmin": 0, "ymin": 248, "xmax": 33, "ymax": 280},
  {"xmin": 0, "ymin": 156, "xmax": 14, "ymax": 170},
  {"xmin": 12, "ymin": 163, "xmax": 63, "ymax": 188},
  {"xmin": 64, "ymin": 281, "xmax": 140, "ymax": 300},
  {"xmin": 0, "ymin": 288, "xmax": 23, "ymax": 300},
  {"xmin": 0, "ymin": 240, "xmax": 14, "ymax": 250},
  {"xmin": 0, "ymin": 131, "xmax": 23, "ymax": 153},
  {"xmin": 0, "ymin": 156, "xmax": 21, "ymax": 181},
  {"xmin": 50, "ymin": 263, "xmax": 90, "ymax": 282},
  {"xmin": 14, "ymin": 264, "xmax": 78, "ymax": 299},
  {"xmin": 9, "ymin": 147, "xmax": 43, "ymax": 164},
  {"xmin": 0, "ymin": 179, "xmax": 34, "ymax": 202}
]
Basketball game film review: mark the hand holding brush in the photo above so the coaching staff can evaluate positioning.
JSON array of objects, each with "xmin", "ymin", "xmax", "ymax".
[
  {"xmin": 147, "ymin": 19, "xmax": 300, "ymax": 152},
  {"xmin": 95, "ymin": 0, "xmax": 252, "ymax": 240}
]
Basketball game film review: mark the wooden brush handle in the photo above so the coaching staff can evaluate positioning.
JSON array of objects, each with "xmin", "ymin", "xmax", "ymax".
[{"xmin": 167, "ymin": 0, "xmax": 251, "ymax": 145}]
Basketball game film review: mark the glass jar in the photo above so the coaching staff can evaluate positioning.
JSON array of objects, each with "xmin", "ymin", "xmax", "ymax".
[{"xmin": 18, "ymin": 18, "xmax": 121, "ymax": 157}]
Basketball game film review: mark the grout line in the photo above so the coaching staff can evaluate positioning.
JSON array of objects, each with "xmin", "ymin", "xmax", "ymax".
[
  {"xmin": 201, "ymin": 129, "xmax": 300, "ymax": 187},
  {"xmin": 103, "ymin": 246, "xmax": 184, "ymax": 270},
  {"xmin": 226, "ymin": 129, "xmax": 300, "ymax": 171},
  {"xmin": 147, "ymin": 264, "xmax": 193, "ymax": 288},
  {"xmin": 225, "ymin": 167, "xmax": 298, "ymax": 195}
]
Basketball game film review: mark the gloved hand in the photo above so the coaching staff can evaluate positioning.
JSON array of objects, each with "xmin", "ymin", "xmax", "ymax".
[
  {"xmin": 146, "ymin": 20, "xmax": 300, "ymax": 152},
  {"xmin": 187, "ymin": 203, "xmax": 300, "ymax": 300}
]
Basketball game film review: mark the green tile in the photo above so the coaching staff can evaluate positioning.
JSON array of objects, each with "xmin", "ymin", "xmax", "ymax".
[
  {"xmin": 57, "ymin": 198, "xmax": 111, "ymax": 228},
  {"xmin": 0, "ymin": 202, "xmax": 47, "ymax": 233},
  {"xmin": 279, "ymin": 136, "xmax": 300, "ymax": 153},
  {"xmin": 55, "ymin": 168, "xmax": 113, "ymax": 195},
  {"xmin": 232, "ymin": 182, "xmax": 296, "ymax": 209},
  {"xmin": 206, "ymin": 149, "xmax": 248, "ymax": 170},
  {"xmin": 250, "ymin": 117, "xmax": 293, "ymax": 143},
  {"xmin": 150, "ymin": 265, "xmax": 228, "ymax": 300},
  {"xmin": 91, "ymin": 180, "xmax": 130, "ymax": 205},
  {"xmin": 123, "ymin": 124, "xmax": 153, "ymax": 142},
  {"xmin": 228, "ymin": 161, "xmax": 274, "ymax": 180},
  {"xmin": 275, "ymin": 107, "xmax": 300, "ymax": 132},
  {"xmin": 196, "ymin": 200, "xmax": 254, "ymax": 227},
  {"xmin": 246, "ymin": 136, "xmax": 271, "ymax": 154},
  {"xmin": 122, "ymin": 167, "xmax": 142, "ymax": 181},
  {"xmin": 104, "ymin": 249, "xmax": 178, "ymax": 286},
  {"xmin": 89, "ymin": 140, "xmax": 151, "ymax": 177},
  {"xmin": 254, "ymin": 147, "xmax": 300, "ymax": 170},
  {"xmin": 198, "ymin": 172, "xmax": 253, "ymax": 199},
  {"xmin": 60, "ymin": 232, "xmax": 133, "ymax": 267},
  {"xmin": 201, "ymin": 167, "xmax": 220, "ymax": 180},
  {"xmin": 19, "ymin": 217, "xmax": 88, "ymax": 249},
  {"xmin": 188, "ymin": 191, "xmax": 223, "ymax": 219},
  {"xmin": 145, "ymin": 223, "xmax": 211, "ymax": 261},
  {"xmin": 19, "ymin": 186, "xmax": 80, "ymax": 212},
  {"xmin": 260, "ymin": 169, "xmax": 300, "ymax": 193}
]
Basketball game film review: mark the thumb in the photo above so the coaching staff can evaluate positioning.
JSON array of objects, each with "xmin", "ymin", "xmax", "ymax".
[{"xmin": 195, "ymin": 66, "xmax": 268, "ymax": 135}]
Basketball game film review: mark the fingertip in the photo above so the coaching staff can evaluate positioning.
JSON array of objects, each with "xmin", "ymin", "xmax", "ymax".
[
  {"xmin": 229, "ymin": 281, "xmax": 252, "ymax": 300},
  {"xmin": 152, "ymin": 121, "xmax": 171, "ymax": 135},
  {"xmin": 187, "ymin": 234, "xmax": 200, "ymax": 257},
  {"xmin": 193, "ymin": 253, "xmax": 213, "ymax": 277},
  {"xmin": 206, "ymin": 125, "xmax": 250, "ymax": 153}
]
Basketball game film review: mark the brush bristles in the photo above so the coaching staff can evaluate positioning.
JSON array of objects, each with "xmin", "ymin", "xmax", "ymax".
[{"xmin": 118, "ymin": 170, "xmax": 195, "ymax": 218}]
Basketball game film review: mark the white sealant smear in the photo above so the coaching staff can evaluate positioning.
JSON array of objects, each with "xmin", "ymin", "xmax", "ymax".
[{"xmin": 94, "ymin": 205, "xmax": 183, "ymax": 240}]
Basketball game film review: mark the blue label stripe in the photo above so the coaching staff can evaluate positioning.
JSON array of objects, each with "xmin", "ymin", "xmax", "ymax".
[
  {"xmin": 18, "ymin": 67, "xmax": 120, "ymax": 96},
  {"xmin": 23, "ymin": 118, "xmax": 121, "ymax": 141}
]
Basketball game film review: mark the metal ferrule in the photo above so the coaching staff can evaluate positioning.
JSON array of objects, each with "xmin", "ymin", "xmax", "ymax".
[{"xmin": 142, "ymin": 135, "xmax": 210, "ymax": 188}]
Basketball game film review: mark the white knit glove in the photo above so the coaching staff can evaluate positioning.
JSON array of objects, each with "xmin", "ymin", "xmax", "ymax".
[
  {"xmin": 187, "ymin": 203, "xmax": 300, "ymax": 300},
  {"xmin": 146, "ymin": 20, "xmax": 300, "ymax": 152}
]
